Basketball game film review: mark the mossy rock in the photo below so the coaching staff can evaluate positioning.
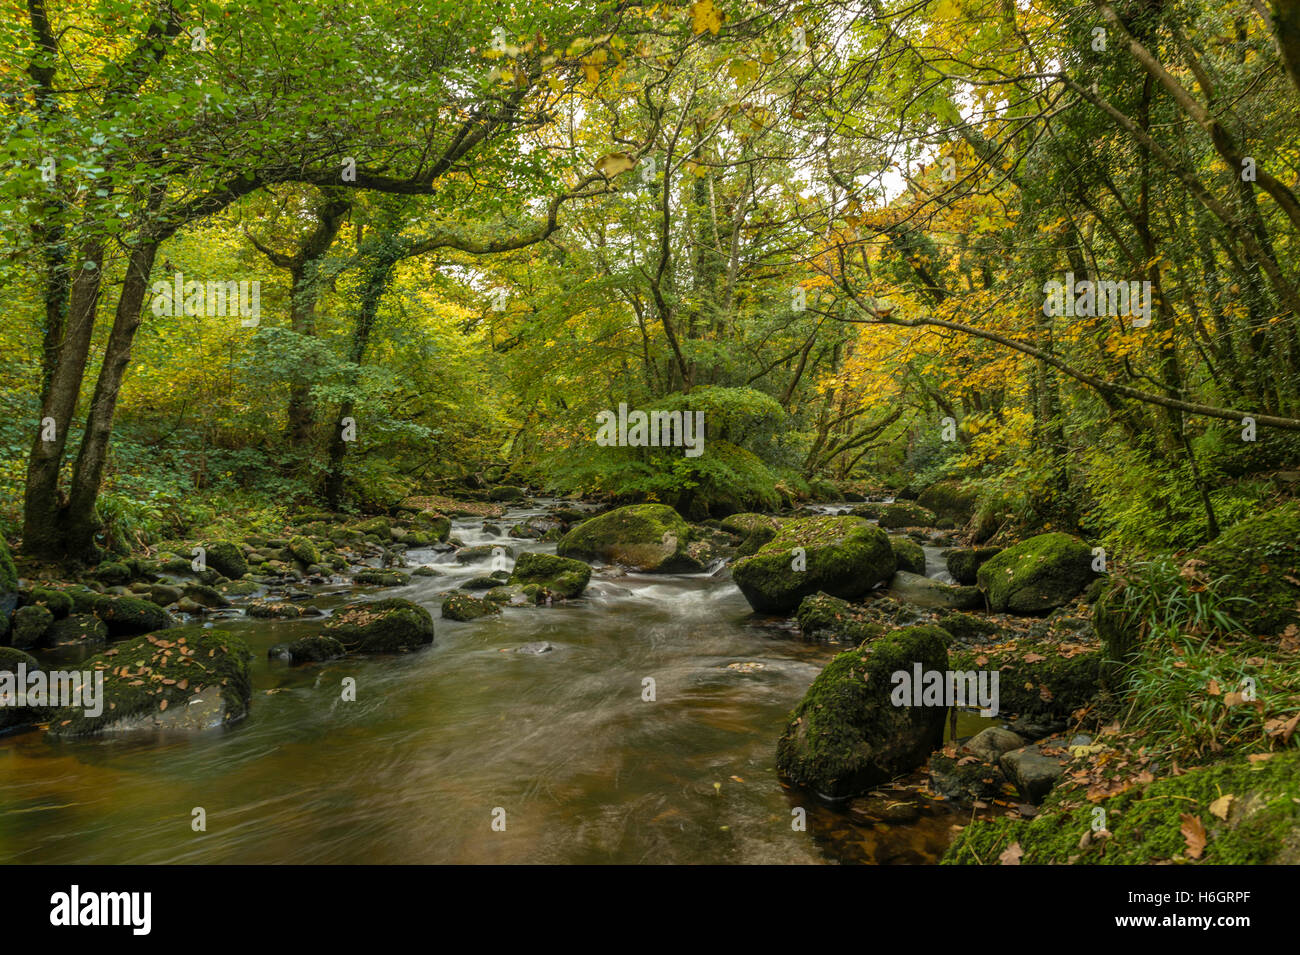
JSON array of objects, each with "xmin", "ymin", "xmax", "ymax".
[
  {"xmin": 354, "ymin": 517, "xmax": 391, "ymax": 537},
  {"xmin": 183, "ymin": 583, "xmax": 231, "ymax": 608},
  {"xmin": 46, "ymin": 627, "xmax": 254, "ymax": 738},
  {"xmin": 935, "ymin": 611, "xmax": 998, "ymax": 644},
  {"xmin": 1092, "ymin": 580, "xmax": 1141, "ymax": 689},
  {"xmin": 916, "ymin": 480, "xmax": 978, "ymax": 523},
  {"xmin": 943, "ymin": 750, "xmax": 1300, "ymax": 865},
  {"xmin": 217, "ymin": 580, "xmax": 260, "ymax": 597},
  {"xmin": 889, "ymin": 536, "xmax": 927, "ymax": 576},
  {"xmin": 795, "ymin": 592, "xmax": 886, "ymax": 643},
  {"xmin": 92, "ymin": 561, "xmax": 132, "ymax": 586},
  {"xmin": 10, "ymin": 605, "xmax": 53, "ymax": 650},
  {"xmin": 888, "ymin": 571, "xmax": 983, "ymax": 611},
  {"xmin": 945, "ymin": 547, "xmax": 1002, "ymax": 585},
  {"xmin": 556, "ymin": 503, "xmax": 699, "ymax": 572},
  {"xmin": 268, "ymin": 635, "xmax": 346, "ymax": 665},
  {"xmin": 929, "ymin": 753, "xmax": 1006, "ymax": 802},
  {"xmin": 293, "ymin": 510, "xmax": 337, "ymax": 525},
  {"xmin": 44, "ymin": 614, "xmax": 109, "ymax": 650},
  {"xmin": 441, "ymin": 592, "xmax": 502, "ymax": 621},
  {"xmin": 323, "ymin": 598, "xmax": 435, "ymax": 653},
  {"xmin": 976, "ymin": 532, "xmax": 1097, "ymax": 614},
  {"xmin": 0, "ymin": 647, "xmax": 46, "ymax": 731},
  {"xmin": 775, "ymin": 625, "xmax": 950, "ymax": 798},
  {"xmin": 202, "ymin": 540, "xmax": 248, "ymax": 579},
  {"xmin": 24, "ymin": 588, "xmax": 74, "ymax": 620},
  {"xmin": 455, "ymin": 544, "xmax": 516, "ymax": 564},
  {"xmin": 488, "ymin": 485, "xmax": 526, "ymax": 501},
  {"xmin": 735, "ymin": 522, "xmax": 779, "ymax": 558},
  {"xmin": 94, "ymin": 595, "xmax": 174, "ymax": 637},
  {"xmin": 848, "ymin": 503, "xmax": 883, "ymax": 519},
  {"xmin": 732, "ymin": 516, "xmax": 896, "ymax": 614},
  {"xmin": 719, "ymin": 513, "xmax": 779, "ymax": 537},
  {"xmin": 1188, "ymin": 500, "xmax": 1300, "ymax": 636},
  {"xmin": 354, "ymin": 569, "xmax": 411, "ymax": 587},
  {"xmin": 0, "ymin": 538, "xmax": 16, "ymax": 597},
  {"xmin": 950, "ymin": 643, "xmax": 1102, "ymax": 721},
  {"xmin": 288, "ymin": 536, "xmax": 321, "ymax": 567},
  {"xmin": 877, "ymin": 502, "xmax": 938, "ymax": 529},
  {"xmin": 508, "ymin": 552, "xmax": 592, "ymax": 600},
  {"xmin": 66, "ymin": 587, "xmax": 105, "ymax": 616},
  {"xmin": 413, "ymin": 513, "xmax": 452, "ymax": 541},
  {"xmin": 246, "ymin": 600, "xmax": 307, "ymax": 619},
  {"xmin": 485, "ymin": 584, "xmax": 536, "ymax": 606}
]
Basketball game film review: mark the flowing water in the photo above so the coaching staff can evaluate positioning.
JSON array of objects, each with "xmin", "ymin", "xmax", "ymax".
[{"xmin": 0, "ymin": 503, "xmax": 978, "ymax": 864}]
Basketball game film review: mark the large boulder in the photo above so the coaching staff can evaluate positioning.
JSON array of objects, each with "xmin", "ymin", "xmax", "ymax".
[
  {"xmin": 776, "ymin": 625, "xmax": 950, "ymax": 798},
  {"xmin": 323, "ymin": 598, "xmax": 435, "ymax": 653},
  {"xmin": 46, "ymin": 627, "xmax": 254, "ymax": 738},
  {"xmin": 976, "ymin": 532, "xmax": 1097, "ymax": 614},
  {"xmin": 556, "ymin": 504, "xmax": 699, "ymax": 572},
  {"xmin": 508, "ymin": 552, "xmax": 591, "ymax": 599},
  {"xmin": 9, "ymin": 605, "xmax": 53, "ymax": 650},
  {"xmin": 916, "ymin": 480, "xmax": 978, "ymax": 524},
  {"xmin": 93, "ymin": 595, "xmax": 174, "ymax": 637},
  {"xmin": 441, "ymin": 592, "xmax": 501, "ymax": 621},
  {"xmin": 732, "ymin": 515, "xmax": 896, "ymax": 614},
  {"xmin": 795, "ymin": 592, "xmax": 885, "ymax": 643},
  {"xmin": 945, "ymin": 547, "xmax": 1002, "ymax": 585},
  {"xmin": 877, "ymin": 502, "xmax": 937, "ymax": 529},
  {"xmin": 201, "ymin": 540, "xmax": 248, "ymax": 579},
  {"xmin": 889, "ymin": 536, "xmax": 927, "ymax": 575},
  {"xmin": 1187, "ymin": 500, "xmax": 1300, "ymax": 636}
]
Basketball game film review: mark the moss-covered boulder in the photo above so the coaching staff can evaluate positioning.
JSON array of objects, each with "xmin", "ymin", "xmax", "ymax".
[
  {"xmin": 287, "ymin": 536, "xmax": 321, "ymax": 567},
  {"xmin": 944, "ymin": 750, "xmax": 1300, "ymax": 865},
  {"xmin": 945, "ymin": 547, "xmax": 1002, "ymax": 585},
  {"xmin": 268, "ymin": 635, "xmax": 346, "ymax": 664},
  {"xmin": 93, "ymin": 595, "xmax": 174, "ymax": 637},
  {"xmin": 889, "ymin": 536, "xmax": 927, "ymax": 575},
  {"xmin": 93, "ymin": 560, "xmax": 132, "ymax": 585},
  {"xmin": 0, "ymin": 647, "xmax": 47, "ymax": 731},
  {"xmin": 46, "ymin": 627, "xmax": 254, "ymax": 738},
  {"xmin": 916, "ymin": 480, "xmax": 978, "ymax": 524},
  {"xmin": 324, "ymin": 598, "xmax": 435, "ymax": 653},
  {"xmin": 877, "ymin": 502, "xmax": 938, "ymax": 529},
  {"xmin": 202, "ymin": 540, "xmax": 248, "ymax": 579},
  {"xmin": 44, "ymin": 614, "xmax": 109, "ymax": 651},
  {"xmin": 977, "ymin": 532, "xmax": 1097, "ymax": 614},
  {"xmin": 508, "ymin": 552, "xmax": 591, "ymax": 599},
  {"xmin": 441, "ymin": 592, "xmax": 502, "ymax": 621},
  {"xmin": 935, "ymin": 611, "xmax": 998, "ymax": 644},
  {"xmin": 556, "ymin": 503, "xmax": 699, "ymax": 572},
  {"xmin": 1187, "ymin": 500, "xmax": 1300, "ymax": 636},
  {"xmin": 719, "ymin": 513, "xmax": 779, "ymax": 537},
  {"xmin": 0, "ymin": 538, "xmax": 16, "ymax": 642},
  {"xmin": 488, "ymin": 485, "xmax": 526, "ymax": 502},
  {"xmin": 10, "ymin": 605, "xmax": 53, "ymax": 650},
  {"xmin": 950, "ymin": 643, "xmax": 1102, "ymax": 721},
  {"xmin": 732, "ymin": 516, "xmax": 896, "ymax": 614},
  {"xmin": 776, "ymin": 625, "xmax": 950, "ymax": 798},
  {"xmin": 795, "ymin": 592, "xmax": 886, "ymax": 643},
  {"xmin": 23, "ymin": 587, "xmax": 74, "ymax": 620},
  {"xmin": 413, "ymin": 513, "xmax": 452, "ymax": 541}
]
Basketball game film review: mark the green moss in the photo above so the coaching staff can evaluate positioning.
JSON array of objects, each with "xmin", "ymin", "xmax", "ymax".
[
  {"xmin": 795, "ymin": 592, "xmax": 885, "ymax": 643},
  {"xmin": 719, "ymin": 513, "xmax": 779, "ymax": 537},
  {"xmin": 268, "ymin": 635, "xmax": 346, "ymax": 664},
  {"xmin": 354, "ymin": 569, "xmax": 411, "ymax": 587},
  {"xmin": 944, "ymin": 751, "xmax": 1300, "ymax": 864},
  {"xmin": 1191, "ymin": 501, "xmax": 1300, "ymax": 635},
  {"xmin": 877, "ymin": 502, "xmax": 937, "ymax": 529},
  {"xmin": 509, "ymin": 552, "xmax": 591, "ymax": 599},
  {"xmin": 202, "ymin": 540, "xmax": 248, "ymax": 579},
  {"xmin": 44, "ymin": 614, "xmax": 108, "ymax": 649},
  {"xmin": 733, "ymin": 516, "xmax": 896, "ymax": 614},
  {"xmin": 776, "ymin": 625, "xmax": 950, "ymax": 798},
  {"xmin": 288, "ymin": 535, "xmax": 321, "ymax": 567},
  {"xmin": 47, "ymin": 627, "xmax": 254, "ymax": 738},
  {"xmin": 0, "ymin": 538, "xmax": 16, "ymax": 596},
  {"xmin": 93, "ymin": 561, "xmax": 132, "ymax": 585},
  {"xmin": 977, "ymin": 532, "xmax": 1097, "ymax": 614},
  {"xmin": 946, "ymin": 547, "xmax": 1002, "ymax": 585},
  {"xmin": 10, "ymin": 605, "xmax": 53, "ymax": 649},
  {"xmin": 441, "ymin": 592, "xmax": 502, "ymax": 621},
  {"xmin": 413, "ymin": 513, "xmax": 452, "ymax": 541},
  {"xmin": 94, "ymin": 595, "xmax": 173, "ymax": 637},
  {"xmin": 889, "ymin": 536, "xmax": 927, "ymax": 575},
  {"xmin": 25, "ymin": 588, "xmax": 74, "ymax": 619},
  {"xmin": 936, "ymin": 611, "xmax": 998, "ymax": 644},
  {"xmin": 950, "ymin": 643, "xmax": 1102, "ymax": 720},
  {"xmin": 556, "ymin": 503, "xmax": 697, "ymax": 572},
  {"xmin": 324, "ymin": 598, "xmax": 435, "ymax": 653},
  {"xmin": 916, "ymin": 480, "xmax": 978, "ymax": 523}
]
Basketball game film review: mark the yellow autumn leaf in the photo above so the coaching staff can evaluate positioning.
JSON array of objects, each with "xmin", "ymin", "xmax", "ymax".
[{"xmin": 691, "ymin": 0, "xmax": 724, "ymax": 35}]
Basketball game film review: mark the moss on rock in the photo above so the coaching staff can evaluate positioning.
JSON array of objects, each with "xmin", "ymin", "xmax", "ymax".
[
  {"xmin": 1189, "ymin": 500, "xmax": 1300, "ymax": 636},
  {"xmin": 509, "ymin": 552, "xmax": 591, "ymax": 599},
  {"xmin": 946, "ymin": 547, "xmax": 1002, "ymax": 586},
  {"xmin": 556, "ymin": 503, "xmax": 699, "ymax": 572},
  {"xmin": 324, "ymin": 598, "xmax": 435, "ymax": 653},
  {"xmin": 795, "ymin": 592, "xmax": 886, "ymax": 643},
  {"xmin": 268, "ymin": 635, "xmax": 346, "ymax": 664},
  {"xmin": 10, "ymin": 605, "xmax": 53, "ymax": 650},
  {"xmin": 441, "ymin": 592, "xmax": 502, "ymax": 621},
  {"xmin": 916, "ymin": 480, "xmax": 978, "ymax": 523},
  {"xmin": 288, "ymin": 536, "xmax": 322, "ymax": 567},
  {"xmin": 890, "ymin": 536, "xmax": 927, "ymax": 575},
  {"xmin": 202, "ymin": 540, "xmax": 248, "ymax": 579},
  {"xmin": 775, "ymin": 625, "xmax": 950, "ymax": 798},
  {"xmin": 733, "ymin": 516, "xmax": 896, "ymax": 614},
  {"xmin": 877, "ymin": 502, "xmax": 938, "ymax": 529},
  {"xmin": 93, "ymin": 595, "xmax": 174, "ymax": 637},
  {"xmin": 46, "ymin": 627, "xmax": 254, "ymax": 738},
  {"xmin": 950, "ymin": 643, "xmax": 1102, "ymax": 720},
  {"xmin": 977, "ymin": 532, "xmax": 1097, "ymax": 614}
]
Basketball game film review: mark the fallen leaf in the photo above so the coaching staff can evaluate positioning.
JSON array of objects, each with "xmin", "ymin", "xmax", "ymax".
[
  {"xmin": 1180, "ymin": 813, "xmax": 1207, "ymax": 859},
  {"xmin": 998, "ymin": 842, "xmax": 1023, "ymax": 865},
  {"xmin": 1208, "ymin": 794, "xmax": 1234, "ymax": 820}
]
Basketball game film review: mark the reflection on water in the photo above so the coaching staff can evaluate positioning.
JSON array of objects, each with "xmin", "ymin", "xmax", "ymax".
[{"xmin": 0, "ymin": 504, "xmax": 971, "ymax": 864}]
